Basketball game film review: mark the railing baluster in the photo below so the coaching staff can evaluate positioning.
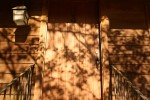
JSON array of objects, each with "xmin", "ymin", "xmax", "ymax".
[
  {"xmin": 113, "ymin": 69, "xmax": 116, "ymax": 100},
  {"xmin": 25, "ymin": 74, "xmax": 28, "ymax": 100},
  {"xmin": 13, "ymin": 85, "xmax": 15, "ymax": 100},
  {"xmin": 22, "ymin": 71, "xmax": 24, "ymax": 100},
  {"xmin": 123, "ymin": 78, "xmax": 125, "ymax": 99},
  {"xmin": 118, "ymin": 73, "xmax": 120, "ymax": 99},
  {"xmin": 28, "ymin": 66, "xmax": 33, "ymax": 100},
  {"xmin": 27, "ymin": 69, "xmax": 30, "ymax": 100},
  {"xmin": 9, "ymin": 85, "xmax": 12, "ymax": 100},
  {"xmin": 24, "ymin": 72, "xmax": 27, "ymax": 100},
  {"xmin": 17, "ymin": 78, "xmax": 20, "ymax": 100},
  {"xmin": 3, "ymin": 89, "xmax": 6, "ymax": 100}
]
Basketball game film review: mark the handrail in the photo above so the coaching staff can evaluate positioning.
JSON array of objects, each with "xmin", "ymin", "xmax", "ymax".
[
  {"xmin": 110, "ymin": 65, "xmax": 148, "ymax": 100},
  {"xmin": 0, "ymin": 64, "xmax": 35, "ymax": 100}
]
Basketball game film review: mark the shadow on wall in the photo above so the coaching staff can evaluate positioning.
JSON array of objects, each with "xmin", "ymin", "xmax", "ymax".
[
  {"xmin": 109, "ymin": 29, "xmax": 150, "ymax": 98},
  {"xmin": 43, "ymin": 23, "xmax": 101, "ymax": 99},
  {"xmin": 15, "ymin": 25, "xmax": 31, "ymax": 42},
  {"xmin": 0, "ymin": 17, "xmax": 40, "ymax": 90}
]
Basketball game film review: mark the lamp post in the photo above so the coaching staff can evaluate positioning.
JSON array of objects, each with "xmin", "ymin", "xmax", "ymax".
[{"xmin": 12, "ymin": 5, "xmax": 29, "ymax": 26}]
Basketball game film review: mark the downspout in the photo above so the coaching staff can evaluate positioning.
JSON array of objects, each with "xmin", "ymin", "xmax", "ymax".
[
  {"xmin": 98, "ymin": 22, "xmax": 104, "ymax": 100},
  {"xmin": 98, "ymin": 0, "xmax": 104, "ymax": 99}
]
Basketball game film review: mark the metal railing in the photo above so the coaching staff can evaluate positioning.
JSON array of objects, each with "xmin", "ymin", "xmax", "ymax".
[
  {"xmin": 0, "ymin": 64, "xmax": 35, "ymax": 100},
  {"xmin": 110, "ymin": 65, "xmax": 148, "ymax": 100}
]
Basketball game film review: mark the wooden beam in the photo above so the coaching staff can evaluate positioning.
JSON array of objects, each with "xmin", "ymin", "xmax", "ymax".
[{"xmin": 33, "ymin": 0, "xmax": 48, "ymax": 99}]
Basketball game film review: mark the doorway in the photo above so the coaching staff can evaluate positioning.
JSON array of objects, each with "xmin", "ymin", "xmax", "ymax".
[
  {"xmin": 43, "ymin": 0, "xmax": 101, "ymax": 99},
  {"xmin": 43, "ymin": 23, "xmax": 100, "ymax": 100}
]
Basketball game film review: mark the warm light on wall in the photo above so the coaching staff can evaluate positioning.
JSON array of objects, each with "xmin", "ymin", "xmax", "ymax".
[{"xmin": 12, "ymin": 6, "xmax": 29, "ymax": 26}]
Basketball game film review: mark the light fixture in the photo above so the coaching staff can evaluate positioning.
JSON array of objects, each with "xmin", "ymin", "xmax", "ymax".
[{"xmin": 12, "ymin": 6, "xmax": 29, "ymax": 26}]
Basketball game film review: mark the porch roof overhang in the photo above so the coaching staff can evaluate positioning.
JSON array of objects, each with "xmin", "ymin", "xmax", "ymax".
[
  {"xmin": 100, "ymin": 0, "xmax": 150, "ymax": 29},
  {"xmin": 0, "ymin": 0, "xmax": 150, "ymax": 28}
]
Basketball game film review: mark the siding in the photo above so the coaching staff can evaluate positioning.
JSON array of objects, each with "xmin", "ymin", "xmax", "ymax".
[
  {"xmin": 109, "ymin": 29, "xmax": 150, "ymax": 98},
  {"xmin": 0, "ymin": 17, "xmax": 40, "ymax": 91}
]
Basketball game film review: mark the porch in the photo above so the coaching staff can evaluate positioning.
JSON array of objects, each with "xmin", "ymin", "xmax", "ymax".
[{"xmin": 0, "ymin": 0, "xmax": 150, "ymax": 99}]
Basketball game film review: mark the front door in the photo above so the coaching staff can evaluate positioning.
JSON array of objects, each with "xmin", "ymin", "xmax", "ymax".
[{"xmin": 43, "ymin": 23, "xmax": 100, "ymax": 100}]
